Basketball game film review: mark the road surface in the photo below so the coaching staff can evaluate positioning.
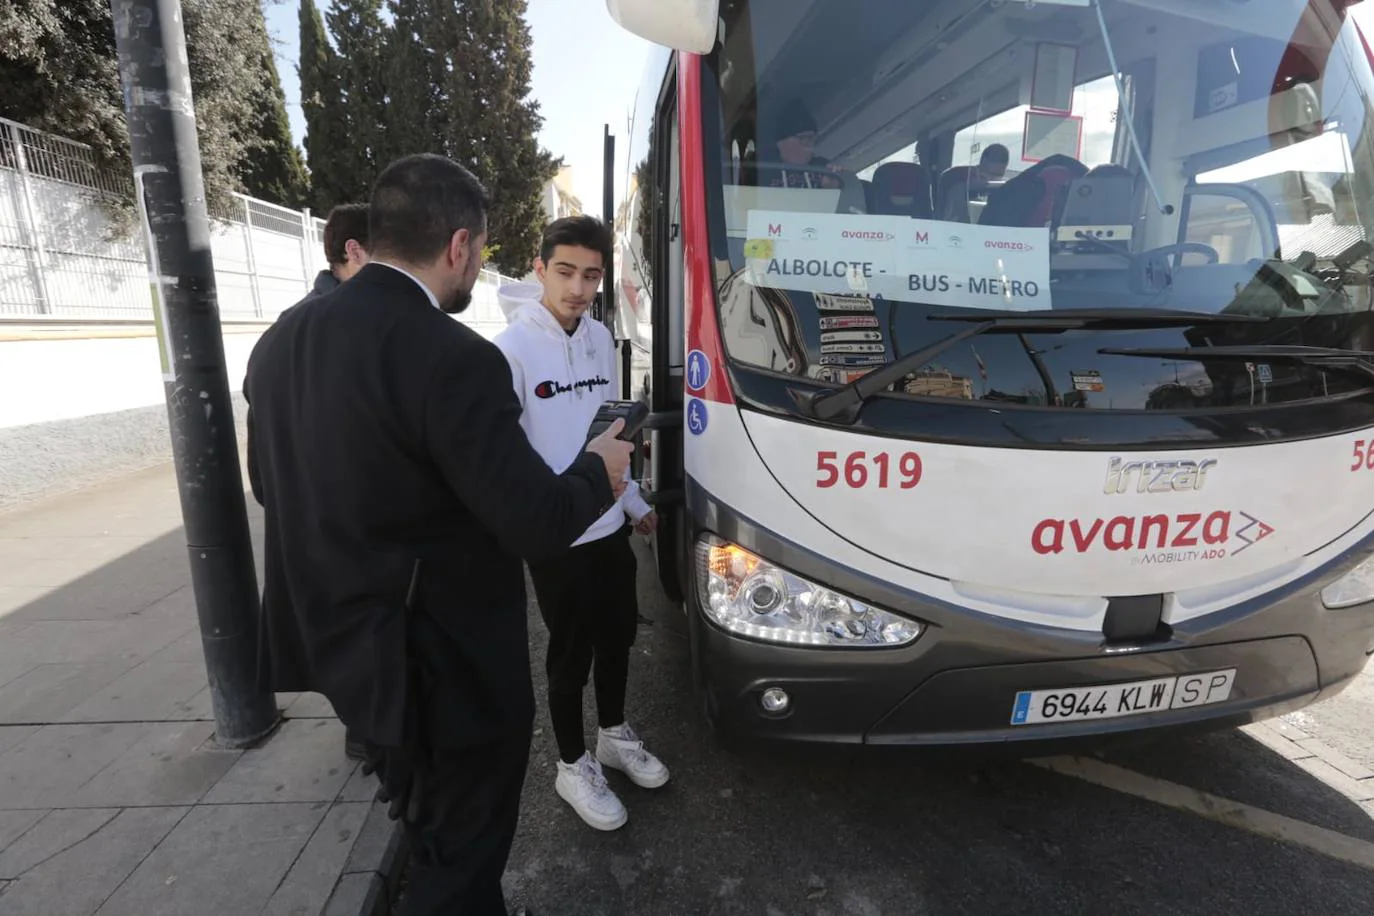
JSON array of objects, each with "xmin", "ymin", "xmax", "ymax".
[{"xmin": 502, "ymin": 538, "xmax": 1374, "ymax": 915}]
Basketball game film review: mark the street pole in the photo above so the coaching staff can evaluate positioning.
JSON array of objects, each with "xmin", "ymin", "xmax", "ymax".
[{"xmin": 111, "ymin": 0, "xmax": 278, "ymax": 748}]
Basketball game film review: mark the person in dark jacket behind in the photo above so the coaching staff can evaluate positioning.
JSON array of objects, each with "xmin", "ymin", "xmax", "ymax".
[
  {"xmin": 286, "ymin": 198, "xmax": 376, "ymax": 762},
  {"xmin": 307, "ymin": 202, "xmax": 372, "ymax": 299},
  {"xmin": 242, "ymin": 153, "xmax": 633, "ymax": 916}
]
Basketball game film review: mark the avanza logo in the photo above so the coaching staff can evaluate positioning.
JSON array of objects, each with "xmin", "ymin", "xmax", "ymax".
[
  {"xmin": 986, "ymin": 240, "xmax": 1034, "ymax": 252},
  {"xmin": 1031, "ymin": 510, "xmax": 1275, "ymax": 562},
  {"xmin": 842, "ymin": 230, "xmax": 894, "ymax": 241}
]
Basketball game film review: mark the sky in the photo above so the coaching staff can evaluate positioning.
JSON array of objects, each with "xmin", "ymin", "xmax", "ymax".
[{"xmin": 260, "ymin": 0, "xmax": 653, "ymax": 214}]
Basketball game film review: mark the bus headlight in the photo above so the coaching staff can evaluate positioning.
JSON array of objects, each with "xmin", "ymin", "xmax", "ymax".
[
  {"xmin": 1321, "ymin": 553, "xmax": 1374, "ymax": 609},
  {"xmin": 694, "ymin": 537, "xmax": 923, "ymax": 647}
]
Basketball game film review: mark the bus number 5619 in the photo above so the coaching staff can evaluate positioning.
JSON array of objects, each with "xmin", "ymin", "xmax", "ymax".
[{"xmin": 817, "ymin": 451, "xmax": 922, "ymax": 489}]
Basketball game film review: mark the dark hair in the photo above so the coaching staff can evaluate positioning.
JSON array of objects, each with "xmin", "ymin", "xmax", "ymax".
[
  {"xmin": 322, "ymin": 203, "xmax": 370, "ymax": 267},
  {"xmin": 539, "ymin": 215, "xmax": 613, "ymax": 269},
  {"xmin": 981, "ymin": 143, "xmax": 1010, "ymax": 166},
  {"xmin": 368, "ymin": 154, "xmax": 490, "ymax": 264},
  {"xmin": 771, "ymin": 97, "xmax": 817, "ymax": 141}
]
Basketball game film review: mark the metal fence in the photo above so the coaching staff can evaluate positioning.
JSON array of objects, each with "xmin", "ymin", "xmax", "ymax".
[{"xmin": 0, "ymin": 118, "xmax": 516, "ymax": 328}]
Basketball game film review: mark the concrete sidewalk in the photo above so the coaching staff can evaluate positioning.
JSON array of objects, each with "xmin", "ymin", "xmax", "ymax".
[{"xmin": 0, "ymin": 461, "xmax": 404, "ymax": 916}]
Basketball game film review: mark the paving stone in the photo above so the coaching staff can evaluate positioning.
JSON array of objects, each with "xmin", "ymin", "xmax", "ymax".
[
  {"xmin": 0, "ymin": 808, "xmax": 120, "ymax": 878},
  {"xmin": 166, "ymin": 686, "xmax": 215, "ymax": 721},
  {"xmin": 0, "ymin": 588, "xmax": 47, "ymax": 620},
  {"xmin": 0, "ymin": 663, "xmax": 132, "ymax": 724},
  {"xmin": 202, "ymin": 719, "xmax": 351, "ymax": 804},
  {"xmin": 0, "ymin": 724, "xmax": 152, "ymax": 809},
  {"xmin": 70, "ymin": 723, "xmax": 238, "ymax": 807},
  {"xmin": 264, "ymin": 802, "xmax": 371, "ymax": 916},
  {"xmin": 0, "ymin": 810, "xmax": 47, "ymax": 855},
  {"xmin": 93, "ymin": 803, "xmax": 324, "ymax": 916},
  {"xmin": 0, "ymin": 807, "xmax": 186, "ymax": 916},
  {"xmin": 0, "ymin": 726, "xmax": 40, "ymax": 756},
  {"xmin": 286, "ymin": 692, "xmax": 338, "ymax": 719},
  {"xmin": 1293, "ymin": 737, "xmax": 1374, "ymax": 781},
  {"xmin": 0, "ymin": 617, "xmax": 191, "ymax": 667},
  {"xmin": 60, "ymin": 661, "xmax": 209, "ymax": 723},
  {"xmin": 3, "ymin": 540, "xmax": 190, "ymax": 625},
  {"xmin": 338, "ymin": 763, "xmax": 379, "ymax": 804},
  {"xmin": 1239, "ymin": 722, "xmax": 1316, "ymax": 761},
  {"xmin": 146, "ymin": 629, "xmax": 204, "ymax": 665},
  {"xmin": 1291, "ymin": 756, "xmax": 1374, "ymax": 802},
  {"xmin": 344, "ymin": 800, "xmax": 405, "ymax": 879},
  {"xmin": 322, "ymin": 872, "xmax": 384, "ymax": 916}
]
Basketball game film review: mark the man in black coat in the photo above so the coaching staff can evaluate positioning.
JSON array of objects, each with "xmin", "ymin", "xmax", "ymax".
[{"xmin": 243, "ymin": 153, "xmax": 633, "ymax": 916}]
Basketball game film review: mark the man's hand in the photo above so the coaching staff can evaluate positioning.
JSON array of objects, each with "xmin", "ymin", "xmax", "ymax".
[
  {"xmin": 634, "ymin": 510, "xmax": 658, "ymax": 536},
  {"xmin": 586, "ymin": 419, "xmax": 634, "ymax": 496}
]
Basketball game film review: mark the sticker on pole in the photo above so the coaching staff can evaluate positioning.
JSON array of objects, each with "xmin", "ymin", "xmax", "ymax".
[
  {"xmin": 686, "ymin": 398, "xmax": 709, "ymax": 436},
  {"xmin": 686, "ymin": 349, "xmax": 711, "ymax": 393}
]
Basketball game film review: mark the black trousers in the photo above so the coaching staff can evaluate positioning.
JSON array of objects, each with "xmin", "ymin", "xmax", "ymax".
[
  {"xmin": 527, "ymin": 525, "xmax": 640, "ymax": 764},
  {"xmin": 369, "ymin": 733, "xmax": 531, "ymax": 916}
]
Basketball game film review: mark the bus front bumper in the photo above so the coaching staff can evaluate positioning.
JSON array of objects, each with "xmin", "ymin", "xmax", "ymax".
[{"xmin": 687, "ymin": 566, "xmax": 1374, "ymax": 750}]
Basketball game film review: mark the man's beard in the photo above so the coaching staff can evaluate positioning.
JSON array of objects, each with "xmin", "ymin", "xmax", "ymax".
[{"xmin": 440, "ymin": 286, "xmax": 473, "ymax": 314}]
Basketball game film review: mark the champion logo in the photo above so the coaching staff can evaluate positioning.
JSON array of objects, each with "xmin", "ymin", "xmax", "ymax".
[{"xmin": 534, "ymin": 376, "xmax": 611, "ymax": 399}]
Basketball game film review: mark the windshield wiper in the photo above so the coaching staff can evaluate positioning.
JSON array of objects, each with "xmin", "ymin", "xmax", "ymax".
[
  {"xmin": 928, "ymin": 308, "xmax": 1269, "ymax": 327},
  {"xmin": 1097, "ymin": 344, "xmax": 1374, "ymax": 382},
  {"xmin": 796, "ymin": 309, "xmax": 1268, "ymax": 424}
]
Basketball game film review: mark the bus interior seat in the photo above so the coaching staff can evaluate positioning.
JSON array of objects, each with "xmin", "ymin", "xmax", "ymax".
[
  {"xmin": 860, "ymin": 178, "xmax": 877, "ymax": 212},
  {"xmin": 935, "ymin": 165, "xmax": 976, "ymax": 222},
  {"xmin": 870, "ymin": 162, "xmax": 934, "ymax": 218},
  {"xmin": 980, "ymin": 155, "xmax": 1088, "ymax": 228}
]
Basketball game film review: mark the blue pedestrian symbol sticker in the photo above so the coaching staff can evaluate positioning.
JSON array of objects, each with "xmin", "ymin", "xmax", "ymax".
[
  {"xmin": 687, "ymin": 398, "xmax": 709, "ymax": 436},
  {"xmin": 686, "ymin": 349, "xmax": 711, "ymax": 393}
]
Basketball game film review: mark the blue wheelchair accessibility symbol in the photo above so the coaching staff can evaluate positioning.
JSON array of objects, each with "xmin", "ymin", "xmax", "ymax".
[
  {"xmin": 686, "ymin": 349, "xmax": 711, "ymax": 393},
  {"xmin": 686, "ymin": 398, "xmax": 709, "ymax": 436}
]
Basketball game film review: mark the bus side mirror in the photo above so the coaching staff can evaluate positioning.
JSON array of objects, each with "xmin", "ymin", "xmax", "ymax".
[{"xmin": 605, "ymin": 0, "xmax": 719, "ymax": 53}]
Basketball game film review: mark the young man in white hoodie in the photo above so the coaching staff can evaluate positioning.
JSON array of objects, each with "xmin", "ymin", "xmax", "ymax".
[{"xmin": 493, "ymin": 215, "xmax": 669, "ymax": 832}]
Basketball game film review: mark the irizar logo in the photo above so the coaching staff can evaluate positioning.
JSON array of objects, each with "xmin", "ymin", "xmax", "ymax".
[{"xmin": 1104, "ymin": 457, "xmax": 1216, "ymax": 495}]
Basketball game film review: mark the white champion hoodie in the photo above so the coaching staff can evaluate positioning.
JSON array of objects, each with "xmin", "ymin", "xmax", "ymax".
[{"xmin": 493, "ymin": 282, "xmax": 652, "ymax": 547}]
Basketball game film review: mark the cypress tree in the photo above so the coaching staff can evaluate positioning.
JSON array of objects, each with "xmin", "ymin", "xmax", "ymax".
[
  {"xmin": 326, "ymin": 0, "xmax": 391, "ymax": 200},
  {"xmin": 435, "ymin": 0, "xmax": 559, "ymax": 276},
  {"xmin": 299, "ymin": 0, "xmax": 353, "ymax": 210},
  {"xmin": 238, "ymin": 1, "xmax": 310, "ymax": 208}
]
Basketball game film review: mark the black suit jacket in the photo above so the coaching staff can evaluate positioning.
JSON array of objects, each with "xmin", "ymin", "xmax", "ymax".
[{"xmin": 243, "ymin": 264, "xmax": 614, "ymax": 748}]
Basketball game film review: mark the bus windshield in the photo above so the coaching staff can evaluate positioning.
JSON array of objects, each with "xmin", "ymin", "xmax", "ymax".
[{"xmin": 705, "ymin": 0, "xmax": 1374, "ymax": 412}]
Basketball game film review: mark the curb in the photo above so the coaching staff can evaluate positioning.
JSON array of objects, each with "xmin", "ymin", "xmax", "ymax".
[{"xmin": 325, "ymin": 796, "xmax": 411, "ymax": 916}]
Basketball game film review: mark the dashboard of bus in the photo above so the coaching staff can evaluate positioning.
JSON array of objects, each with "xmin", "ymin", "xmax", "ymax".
[{"xmin": 692, "ymin": 0, "xmax": 1374, "ymax": 440}]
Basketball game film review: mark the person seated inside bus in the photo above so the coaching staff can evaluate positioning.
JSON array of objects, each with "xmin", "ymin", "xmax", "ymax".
[
  {"xmin": 935, "ymin": 143, "xmax": 1011, "ymax": 221},
  {"xmin": 978, "ymin": 152, "xmax": 1088, "ymax": 228},
  {"xmin": 746, "ymin": 97, "xmax": 846, "ymax": 190}
]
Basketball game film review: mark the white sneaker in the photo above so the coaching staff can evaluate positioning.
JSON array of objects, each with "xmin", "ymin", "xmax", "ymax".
[
  {"xmin": 555, "ymin": 753, "xmax": 628, "ymax": 831},
  {"xmin": 596, "ymin": 723, "xmax": 670, "ymax": 789}
]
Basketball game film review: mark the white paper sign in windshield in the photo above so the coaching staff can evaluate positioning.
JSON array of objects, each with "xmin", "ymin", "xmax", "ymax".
[{"xmin": 743, "ymin": 211, "xmax": 1051, "ymax": 311}]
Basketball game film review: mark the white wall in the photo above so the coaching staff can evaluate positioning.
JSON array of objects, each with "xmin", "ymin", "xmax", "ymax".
[
  {"xmin": 0, "ymin": 167, "xmax": 327, "ymax": 322},
  {"xmin": 0, "ymin": 118, "xmax": 516, "ymax": 510},
  {"xmin": 0, "ymin": 300, "xmax": 508, "ymax": 511},
  {"xmin": 0, "ymin": 329, "xmax": 262, "ymax": 430}
]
